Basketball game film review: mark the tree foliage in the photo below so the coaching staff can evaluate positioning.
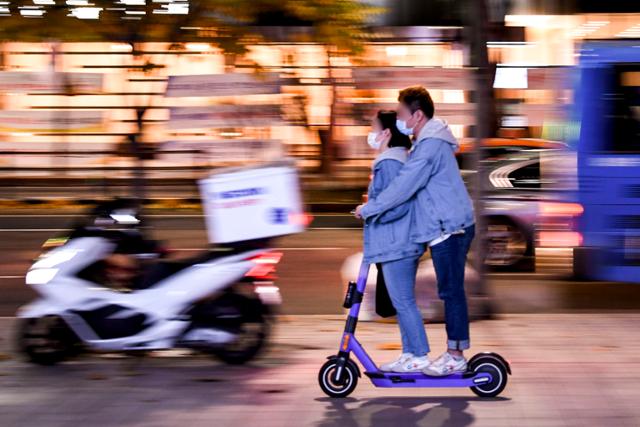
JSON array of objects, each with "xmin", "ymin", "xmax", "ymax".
[{"xmin": 0, "ymin": 1, "xmax": 381, "ymax": 55}]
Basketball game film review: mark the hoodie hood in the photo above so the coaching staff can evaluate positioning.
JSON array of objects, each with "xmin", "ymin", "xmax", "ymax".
[
  {"xmin": 372, "ymin": 146, "xmax": 408, "ymax": 168},
  {"xmin": 416, "ymin": 117, "xmax": 458, "ymax": 148}
]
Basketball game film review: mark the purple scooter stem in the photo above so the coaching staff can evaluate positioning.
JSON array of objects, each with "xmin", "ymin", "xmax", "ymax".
[{"xmin": 319, "ymin": 260, "xmax": 510, "ymax": 398}]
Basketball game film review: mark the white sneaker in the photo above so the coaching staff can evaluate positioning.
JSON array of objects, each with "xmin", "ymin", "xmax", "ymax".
[
  {"xmin": 380, "ymin": 353, "xmax": 413, "ymax": 372},
  {"xmin": 423, "ymin": 352, "xmax": 467, "ymax": 376},
  {"xmin": 393, "ymin": 355, "xmax": 432, "ymax": 373}
]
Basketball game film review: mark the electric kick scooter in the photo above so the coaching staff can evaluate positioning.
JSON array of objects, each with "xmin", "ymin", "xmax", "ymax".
[{"xmin": 318, "ymin": 261, "xmax": 511, "ymax": 398}]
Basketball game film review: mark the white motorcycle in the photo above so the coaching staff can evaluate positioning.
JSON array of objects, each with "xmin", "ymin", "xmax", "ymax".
[{"xmin": 16, "ymin": 201, "xmax": 282, "ymax": 366}]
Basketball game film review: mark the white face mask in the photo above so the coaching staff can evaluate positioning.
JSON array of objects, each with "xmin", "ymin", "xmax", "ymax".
[
  {"xmin": 396, "ymin": 119, "xmax": 414, "ymax": 136},
  {"xmin": 367, "ymin": 131, "xmax": 382, "ymax": 150}
]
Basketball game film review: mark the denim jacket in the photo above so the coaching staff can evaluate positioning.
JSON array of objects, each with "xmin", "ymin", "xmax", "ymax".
[
  {"xmin": 363, "ymin": 147, "xmax": 425, "ymax": 264},
  {"xmin": 360, "ymin": 118, "xmax": 475, "ymax": 244}
]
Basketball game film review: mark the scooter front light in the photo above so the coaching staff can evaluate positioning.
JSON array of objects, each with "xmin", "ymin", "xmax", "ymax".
[{"xmin": 26, "ymin": 268, "xmax": 59, "ymax": 285}]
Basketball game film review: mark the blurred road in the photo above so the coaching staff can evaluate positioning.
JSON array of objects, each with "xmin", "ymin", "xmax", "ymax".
[
  {"xmin": 2, "ymin": 211, "xmax": 640, "ymax": 426},
  {"xmin": 2, "ymin": 210, "xmax": 640, "ymax": 316},
  {"xmin": 1, "ymin": 314, "xmax": 640, "ymax": 426}
]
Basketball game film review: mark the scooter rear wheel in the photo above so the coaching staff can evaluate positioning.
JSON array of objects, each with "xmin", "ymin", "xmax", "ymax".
[
  {"xmin": 468, "ymin": 355, "xmax": 508, "ymax": 398},
  {"xmin": 318, "ymin": 359, "xmax": 358, "ymax": 398}
]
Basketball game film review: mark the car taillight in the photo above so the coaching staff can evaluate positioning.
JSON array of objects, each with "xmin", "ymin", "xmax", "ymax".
[
  {"xmin": 539, "ymin": 202, "xmax": 584, "ymax": 217},
  {"xmin": 245, "ymin": 252, "xmax": 283, "ymax": 279},
  {"xmin": 537, "ymin": 202, "xmax": 584, "ymax": 248},
  {"xmin": 538, "ymin": 231, "xmax": 583, "ymax": 248}
]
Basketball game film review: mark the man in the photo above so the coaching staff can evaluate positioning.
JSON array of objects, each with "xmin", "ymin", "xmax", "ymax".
[{"xmin": 355, "ymin": 86, "xmax": 475, "ymax": 376}]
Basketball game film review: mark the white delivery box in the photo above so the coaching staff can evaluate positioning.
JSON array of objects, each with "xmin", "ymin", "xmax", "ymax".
[{"xmin": 199, "ymin": 164, "xmax": 305, "ymax": 244}]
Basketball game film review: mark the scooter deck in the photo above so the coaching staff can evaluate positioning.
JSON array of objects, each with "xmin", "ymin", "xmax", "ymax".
[{"xmin": 364, "ymin": 370, "xmax": 493, "ymax": 388}]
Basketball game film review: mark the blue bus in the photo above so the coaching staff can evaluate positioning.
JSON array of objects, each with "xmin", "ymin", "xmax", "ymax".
[{"xmin": 573, "ymin": 40, "xmax": 640, "ymax": 282}]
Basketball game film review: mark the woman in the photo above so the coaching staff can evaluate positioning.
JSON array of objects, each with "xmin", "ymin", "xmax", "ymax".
[{"xmin": 363, "ymin": 110, "xmax": 431, "ymax": 373}]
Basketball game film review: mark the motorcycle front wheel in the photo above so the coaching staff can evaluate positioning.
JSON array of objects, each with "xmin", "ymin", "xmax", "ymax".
[{"xmin": 17, "ymin": 316, "xmax": 79, "ymax": 365}]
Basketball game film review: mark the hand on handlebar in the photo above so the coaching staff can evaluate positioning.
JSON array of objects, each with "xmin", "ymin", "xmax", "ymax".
[{"xmin": 352, "ymin": 204, "xmax": 364, "ymax": 219}]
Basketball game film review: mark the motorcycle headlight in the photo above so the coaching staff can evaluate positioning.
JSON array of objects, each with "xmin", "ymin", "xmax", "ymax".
[{"xmin": 26, "ymin": 268, "xmax": 58, "ymax": 285}]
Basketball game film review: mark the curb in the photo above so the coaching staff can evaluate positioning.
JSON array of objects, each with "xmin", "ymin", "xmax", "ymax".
[
  {"xmin": 0, "ymin": 198, "xmax": 200, "ymax": 210},
  {"xmin": 0, "ymin": 198, "xmax": 358, "ymax": 213}
]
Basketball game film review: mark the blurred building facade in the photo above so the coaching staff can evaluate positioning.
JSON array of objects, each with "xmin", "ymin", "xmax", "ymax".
[{"xmin": 0, "ymin": 1, "xmax": 638, "ymax": 180}]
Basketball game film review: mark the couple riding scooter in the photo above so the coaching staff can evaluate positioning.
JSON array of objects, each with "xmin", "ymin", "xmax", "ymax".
[
  {"xmin": 318, "ymin": 86, "xmax": 509, "ymax": 398},
  {"xmin": 359, "ymin": 86, "xmax": 475, "ymax": 376}
]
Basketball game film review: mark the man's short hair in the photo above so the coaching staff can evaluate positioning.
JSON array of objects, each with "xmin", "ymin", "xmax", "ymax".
[{"xmin": 398, "ymin": 86, "xmax": 435, "ymax": 119}]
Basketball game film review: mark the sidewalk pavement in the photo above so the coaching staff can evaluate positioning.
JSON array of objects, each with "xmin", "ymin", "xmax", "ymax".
[{"xmin": 1, "ymin": 314, "xmax": 639, "ymax": 427}]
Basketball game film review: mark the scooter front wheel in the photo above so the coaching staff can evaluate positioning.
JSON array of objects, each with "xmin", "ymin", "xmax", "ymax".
[
  {"xmin": 318, "ymin": 359, "xmax": 358, "ymax": 398},
  {"xmin": 468, "ymin": 355, "xmax": 509, "ymax": 398}
]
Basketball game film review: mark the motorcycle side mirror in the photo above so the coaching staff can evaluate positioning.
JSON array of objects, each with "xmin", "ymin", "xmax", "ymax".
[{"xmin": 109, "ymin": 209, "xmax": 140, "ymax": 225}]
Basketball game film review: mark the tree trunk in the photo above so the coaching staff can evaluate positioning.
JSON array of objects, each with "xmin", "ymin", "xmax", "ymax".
[
  {"xmin": 128, "ymin": 42, "xmax": 150, "ymax": 202},
  {"xmin": 322, "ymin": 45, "xmax": 337, "ymax": 176},
  {"xmin": 465, "ymin": 0, "xmax": 494, "ymax": 316},
  {"xmin": 130, "ymin": 107, "xmax": 147, "ymax": 201},
  {"xmin": 0, "ymin": 42, "xmax": 5, "ymax": 109}
]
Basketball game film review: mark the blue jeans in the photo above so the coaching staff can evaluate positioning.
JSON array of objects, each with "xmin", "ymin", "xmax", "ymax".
[
  {"xmin": 430, "ymin": 224, "xmax": 475, "ymax": 351},
  {"xmin": 381, "ymin": 253, "xmax": 430, "ymax": 357}
]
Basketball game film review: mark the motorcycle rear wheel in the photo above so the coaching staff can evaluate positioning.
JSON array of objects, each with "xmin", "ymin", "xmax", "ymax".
[{"xmin": 193, "ymin": 293, "xmax": 270, "ymax": 365}]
